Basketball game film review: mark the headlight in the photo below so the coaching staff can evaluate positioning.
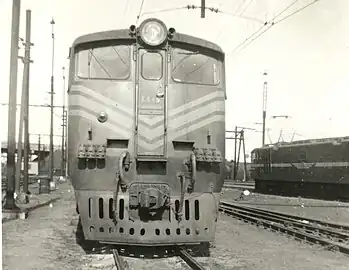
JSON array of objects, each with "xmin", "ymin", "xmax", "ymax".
[{"xmin": 139, "ymin": 19, "xmax": 167, "ymax": 46}]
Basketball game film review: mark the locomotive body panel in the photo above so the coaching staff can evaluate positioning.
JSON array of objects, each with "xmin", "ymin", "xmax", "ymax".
[{"xmin": 67, "ymin": 19, "xmax": 226, "ymax": 245}]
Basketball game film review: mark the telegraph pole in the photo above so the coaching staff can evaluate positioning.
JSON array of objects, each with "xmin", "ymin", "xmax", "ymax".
[
  {"xmin": 38, "ymin": 134, "xmax": 41, "ymax": 175},
  {"xmin": 65, "ymin": 109, "xmax": 68, "ymax": 178},
  {"xmin": 61, "ymin": 66, "xmax": 65, "ymax": 177},
  {"xmin": 22, "ymin": 9, "xmax": 33, "ymax": 200},
  {"xmin": 262, "ymin": 71, "xmax": 268, "ymax": 147},
  {"xmin": 49, "ymin": 18, "xmax": 55, "ymax": 182},
  {"xmin": 227, "ymin": 126, "xmax": 255, "ymax": 180},
  {"xmin": 4, "ymin": 0, "xmax": 21, "ymax": 211},
  {"xmin": 201, "ymin": 0, "xmax": 206, "ymax": 18},
  {"xmin": 15, "ymin": 36, "xmax": 25, "ymax": 196},
  {"xmin": 233, "ymin": 126, "xmax": 238, "ymax": 179},
  {"xmin": 241, "ymin": 129, "xmax": 248, "ymax": 181}
]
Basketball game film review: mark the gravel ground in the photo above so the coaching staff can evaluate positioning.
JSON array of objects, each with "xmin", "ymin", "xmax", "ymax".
[
  {"xmin": 2, "ymin": 182, "xmax": 87, "ymax": 270},
  {"xmin": 3, "ymin": 182, "xmax": 349, "ymax": 269},
  {"xmin": 221, "ymin": 188, "xmax": 349, "ymax": 224}
]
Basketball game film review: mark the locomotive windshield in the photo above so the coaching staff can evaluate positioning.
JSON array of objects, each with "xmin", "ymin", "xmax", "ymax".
[
  {"xmin": 171, "ymin": 48, "xmax": 221, "ymax": 85},
  {"xmin": 74, "ymin": 42, "xmax": 223, "ymax": 86},
  {"xmin": 76, "ymin": 44, "xmax": 131, "ymax": 79}
]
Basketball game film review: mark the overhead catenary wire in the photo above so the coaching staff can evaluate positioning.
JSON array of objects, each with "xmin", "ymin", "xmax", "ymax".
[
  {"xmin": 215, "ymin": 0, "xmax": 257, "ymax": 42},
  {"xmin": 239, "ymin": 0, "xmax": 254, "ymax": 16},
  {"xmin": 121, "ymin": 0, "xmax": 129, "ymax": 26},
  {"xmin": 228, "ymin": 0, "xmax": 301, "ymax": 54},
  {"xmin": 237, "ymin": 0, "xmax": 322, "ymax": 53},
  {"xmin": 274, "ymin": 0, "xmax": 322, "ymax": 24},
  {"xmin": 234, "ymin": 0, "xmax": 248, "ymax": 15},
  {"xmin": 138, "ymin": 6, "xmax": 189, "ymax": 19},
  {"xmin": 227, "ymin": 0, "xmax": 323, "ymax": 55},
  {"xmin": 137, "ymin": 4, "xmax": 263, "ymax": 24},
  {"xmin": 136, "ymin": 0, "xmax": 146, "ymax": 24}
]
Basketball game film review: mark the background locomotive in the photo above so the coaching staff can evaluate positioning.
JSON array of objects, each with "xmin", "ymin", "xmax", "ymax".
[
  {"xmin": 250, "ymin": 136, "xmax": 349, "ymax": 201},
  {"xmin": 67, "ymin": 18, "xmax": 226, "ymax": 246}
]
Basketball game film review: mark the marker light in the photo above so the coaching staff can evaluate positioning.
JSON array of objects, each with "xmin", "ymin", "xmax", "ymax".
[
  {"xmin": 97, "ymin": 112, "xmax": 108, "ymax": 123},
  {"xmin": 139, "ymin": 19, "xmax": 167, "ymax": 47}
]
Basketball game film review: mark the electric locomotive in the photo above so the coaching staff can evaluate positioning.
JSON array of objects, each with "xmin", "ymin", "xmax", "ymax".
[
  {"xmin": 67, "ymin": 18, "xmax": 226, "ymax": 246},
  {"xmin": 250, "ymin": 136, "xmax": 349, "ymax": 200}
]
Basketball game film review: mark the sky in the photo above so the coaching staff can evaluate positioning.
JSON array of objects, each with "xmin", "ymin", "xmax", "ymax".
[{"xmin": 0, "ymin": 0, "xmax": 348, "ymax": 161}]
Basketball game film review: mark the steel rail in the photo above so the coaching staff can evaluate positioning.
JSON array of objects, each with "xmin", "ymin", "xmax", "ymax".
[
  {"xmin": 177, "ymin": 248, "xmax": 206, "ymax": 270},
  {"xmin": 219, "ymin": 203, "xmax": 349, "ymax": 255},
  {"xmin": 220, "ymin": 202, "xmax": 349, "ymax": 241},
  {"xmin": 113, "ymin": 249, "xmax": 126, "ymax": 270},
  {"xmin": 221, "ymin": 201, "xmax": 349, "ymax": 231},
  {"xmin": 220, "ymin": 205, "xmax": 349, "ymax": 244}
]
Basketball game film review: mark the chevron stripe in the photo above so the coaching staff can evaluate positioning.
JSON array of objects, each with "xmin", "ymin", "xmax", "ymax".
[
  {"xmin": 70, "ymin": 95, "xmax": 224, "ymax": 141},
  {"xmin": 70, "ymin": 84, "xmax": 225, "ymax": 126},
  {"xmin": 141, "ymin": 111, "xmax": 225, "ymax": 144},
  {"xmin": 70, "ymin": 85, "xmax": 133, "ymax": 119},
  {"xmin": 69, "ymin": 84, "xmax": 225, "ymax": 151},
  {"xmin": 69, "ymin": 105, "xmax": 157, "ymax": 146},
  {"xmin": 69, "ymin": 109, "xmax": 224, "ymax": 151},
  {"xmin": 69, "ymin": 95, "xmax": 134, "ymax": 130}
]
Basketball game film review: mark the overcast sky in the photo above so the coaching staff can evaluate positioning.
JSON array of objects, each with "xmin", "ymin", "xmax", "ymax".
[{"xmin": 0, "ymin": 0, "xmax": 348, "ymax": 160}]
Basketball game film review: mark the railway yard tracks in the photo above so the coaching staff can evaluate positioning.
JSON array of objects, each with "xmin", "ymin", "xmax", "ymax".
[
  {"xmin": 86, "ymin": 245, "xmax": 211, "ymax": 270},
  {"xmin": 219, "ymin": 200, "xmax": 349, "ymax": 256},
  {"xmin": 112, "ymin": 247, "xmax": 207, "ymax": 269}
]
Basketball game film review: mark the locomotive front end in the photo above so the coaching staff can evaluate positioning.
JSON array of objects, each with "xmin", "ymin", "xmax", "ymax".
[{"xmin": 68, "ymin": 18, "xmax": 226, "ymax": 246}]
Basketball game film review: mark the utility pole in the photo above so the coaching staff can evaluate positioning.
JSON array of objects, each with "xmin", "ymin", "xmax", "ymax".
[
  {"xmin": 4, "ymin": 0, "xmax": 21, "ymax": 211},
  {"xmin": 64, "ymin": 111, "xmax": 68, "ymax": 178},
  {"xmin": 236, "ymin": 131, "xmax": 242, "ymax": 180},
  {"xmin": 38, "ymin": 134, "xmax": 41, "ymax": 175},
  {"xmin": 233, "ymin": 126, "xmax": 237, "ymax": 179},
  {"xmin": 201, "ymin": 0, "xmax": 205, "ymax": 18},
  {"xmin": 226, "ymin": 126, "xmax": 255, "ymax": 181},
  {"xmin": 262, "ymin": 71, "xmax": 268, "ymax": 147},
  {"xmin": 49, "ymin": 18, "xmax": 55, "ymax": 183},
  {"xmin": 15, "ymin": 35, "xmax": 25, "ymax": 196},
  {"xmin": 61, "ymin": 66, "xmax": 65, "ymax": 177},
  {"xmin": 22, "ymin": 9, "xmax": 33, "ymax": 201},
  {"xmin": 241, "ymin": 129, "xmax": 248, "ymax": 182}
]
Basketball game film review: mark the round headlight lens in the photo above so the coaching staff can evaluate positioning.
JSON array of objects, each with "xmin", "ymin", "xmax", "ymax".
[{"xmin": 140, "ymin": 20, "xmax": 167, "ymax": 46}]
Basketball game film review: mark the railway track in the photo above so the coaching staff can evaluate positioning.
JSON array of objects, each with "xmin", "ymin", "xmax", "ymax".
[
  {"xmin": 219, "ymin": 200, "xmax": 349, "ymax": 255},
  {"xmin": 112, "ymin": 247, "xmax": 207, "ymax": 269}
]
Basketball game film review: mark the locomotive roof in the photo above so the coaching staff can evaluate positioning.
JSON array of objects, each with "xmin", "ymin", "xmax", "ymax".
[
  {"xmin": 72, "ymin": 29, "xmax": 224, "ymax": 54},
  {"xmin": 252, "ymin": 135, "xmax": 349, "ymax": 151}
]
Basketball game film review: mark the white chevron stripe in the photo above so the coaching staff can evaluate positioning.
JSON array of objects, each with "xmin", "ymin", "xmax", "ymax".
[
  {"xmin": 140, "ymin": 114, "xmax": 225, "ymax": 150},
  {"xmin": 69, "ymin": 109, "xmax": 155, "ymax": 150},
  {"xmin": 145, "ymin": 100, "xmax": 224, "ymax": 139},
  {"xmin": 168, "ymin": 91, "xmax": 225, "ymax": 118},
  {"xmin": 70, "ymin": 84, "xmax": 225, "ymax": 126},
  {"xmin": 70, "ymin": 98, "xmax": 224, "ymax": 141},
  {"xmin": 70, "ymin": 85, "xmax": 134, "ymax": 117},
  {"xmin": 69, "ymin": 109, "xmax": 224, "ymax": 151},
  {"xmin": 70, "ymin": 94, "xmax": 133, "ymax": 130}
]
